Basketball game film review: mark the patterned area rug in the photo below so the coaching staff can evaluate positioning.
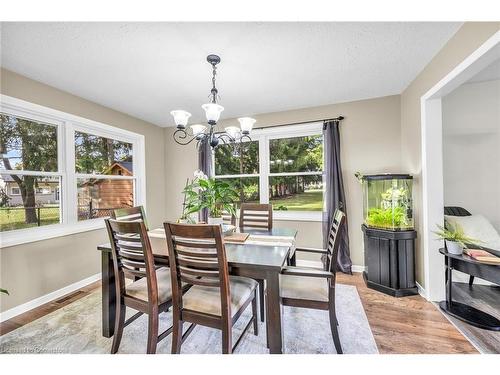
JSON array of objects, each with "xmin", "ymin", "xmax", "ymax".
[{"xmin": 0, "ymin": 284, "xmax": 378, "ymax": 354}]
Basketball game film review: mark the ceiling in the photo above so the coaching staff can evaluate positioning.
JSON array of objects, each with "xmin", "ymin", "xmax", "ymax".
[
  {"xmin": 1, "ymin": 22, "xmax": 462, "ymax": 127},
  {"xmin": 468, "ymin": 58, "xmax": 500, "ymax": 83}
]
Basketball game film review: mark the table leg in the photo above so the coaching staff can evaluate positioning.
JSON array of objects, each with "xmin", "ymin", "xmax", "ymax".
[
  {"xmin": 101, "ymin": 250, "xmax": 116, "ymax": 338},
  {"xmin": 265, "ymin": 270, "xmax": 283, "ymax": 354},
  {"xmin": 446, "ymin": 262, "xmax": 453, "ymax": 305}
]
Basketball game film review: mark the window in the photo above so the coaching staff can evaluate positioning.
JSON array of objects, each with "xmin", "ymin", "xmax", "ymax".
[
  {"xmin": 214, "ymin": 123, "xmax": 324, "ymax": 220},
  {"xmin": 214, "ymin": 141, "xmax": 260, "ymax": 206},
  {"xmin": 75, "ymin": 131, "xmax": 135, "ymax": 221},
  {"xmin": 0, "ymin": 95, "xmax": 145, "ymax": 246}
]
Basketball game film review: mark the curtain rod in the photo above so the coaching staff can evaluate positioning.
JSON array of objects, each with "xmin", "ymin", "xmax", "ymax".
[{"xmin": 253, "ymin": 116, "xmax": 344, "ymax": 130}]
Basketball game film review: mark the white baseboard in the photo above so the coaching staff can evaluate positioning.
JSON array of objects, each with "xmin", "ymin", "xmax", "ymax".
[
  {"xmin": 0, "ymin": 273, "xmax": 101, "ymax": 322},
  {"xmin": 416, "ymin": 281, "xmax": 428, "ymax": 299},
  {"xmin": 351, "ymin": 265, "xmax": 366, "ymax": 273}
]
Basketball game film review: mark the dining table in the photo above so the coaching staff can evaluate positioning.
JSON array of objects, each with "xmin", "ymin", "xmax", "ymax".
[{"xmin": 97, "ymin": 226, "xmax": 298, "ymax": 354}]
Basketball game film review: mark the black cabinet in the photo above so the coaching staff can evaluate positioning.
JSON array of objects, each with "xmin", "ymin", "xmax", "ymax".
[{"xmin": 362, "ymin": 224, "xmax": 418, "ymax": 297}]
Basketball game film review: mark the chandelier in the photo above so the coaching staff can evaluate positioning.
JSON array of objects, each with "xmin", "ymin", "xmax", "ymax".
[{"xmin": 170, "ymin": 54, "xmax": 255, "ymax": 149}]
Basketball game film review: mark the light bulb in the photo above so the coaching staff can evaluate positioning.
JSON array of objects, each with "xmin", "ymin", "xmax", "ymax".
[
  {"xmin": 170, "ymin": 110, "xmax": 191, "ymax": 129},
  {"xmin": 190, "ymin": 124, "xmax": 207, "ymax": 136},
  {"xmin": 238, "ymin": 117, "xmax": 256, "ymax": 134},
  {"xmin": 225, "ymin": 126, "xmax": 241, "ymax": 140},
  {"xmin": 202, "ymin": 103, "xmax": 224, "ymax": 124}
]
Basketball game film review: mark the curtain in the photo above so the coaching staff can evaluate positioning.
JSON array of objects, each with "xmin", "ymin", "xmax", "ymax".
[
  {"xmin": 322, "ymin": 119, "xmax": 352, "ymax": 274},
  {"xmin": 198, "ymin": 140, "xmax": 213, "ymax": 222}
]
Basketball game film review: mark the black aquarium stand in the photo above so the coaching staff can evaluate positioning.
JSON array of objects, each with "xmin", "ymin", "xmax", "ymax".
[{"xmin": 362, "ymin": 224, "xmax": 418, "ymax": 297}]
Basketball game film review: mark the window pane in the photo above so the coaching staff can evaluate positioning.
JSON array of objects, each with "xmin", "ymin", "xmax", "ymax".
[
  {"xmin": 269, "ymin": 135, "xmax": 323, "ymax": 173},
  {"xmin": 77, "ymin": 178, "xmax": 134, "ymax": 220},
  {"xmin": 215, "ymin": 141, "xmax": 259, "ymax": 175},
  {"xmin": 269, "ymin": 175, "xmax": 323, "ymax": 211},
  {"xmin": 0, "ymin": 174, "xmax": 61, "ymax": 231},
  {"xmin": 75, "ymin": 131, "xmax": 133, "ymax": 175},
  {"xmin": 0, "ymin": 113, "xmax": 58, "ymax": 172},
  {"xmin": 216, "ymin": 177, "xmax": 259, "ymax": 207}
]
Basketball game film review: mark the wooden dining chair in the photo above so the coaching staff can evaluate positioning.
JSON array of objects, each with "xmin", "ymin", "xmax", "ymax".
[
  {"xmin": 279, "ymin": 209, "xmax": 346, "ymax": 354},
  {"xmin": 239, "ymin": 203, "xmax": 273, "ymax": 230},
  {"xmin": 105, "ymin": 218, "xmax": 176, "ymax": 354},
  {"xmin": 238, "ymin": 203, "xmax": 273, "ymax": 323},
  {"xmin": 112, "ymin": 205, "xmax": 149, "ymax": 230},
  {"xmin": 222, "ymin": 208, "xmax": 237, "ymax": 226},
  {"xmin": 164, "ymin": 222, "xmax": 259, "ymax": 354}
]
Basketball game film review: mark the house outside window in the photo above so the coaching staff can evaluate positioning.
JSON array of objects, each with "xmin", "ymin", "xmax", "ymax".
[
  {"xmin": 214, "ymin": 123, "xmax": 324, "ymax": 221},
  {"xmin": 0, "ymin": 95, "xmax": 146, "ymax": 247}
]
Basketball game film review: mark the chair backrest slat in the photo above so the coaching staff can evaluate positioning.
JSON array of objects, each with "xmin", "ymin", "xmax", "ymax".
[
  {"xmin": 112, "ymin": 206, "xmax": 149, "ymax": 230},
  {"xmin": 105, "ymin": 218, "xmax": 158, "ymax": 303},
  {"xmin": 222, "ymin": 209, "xmax": 237, "ymax": 226},
  {"xmin": 239, "ymin": 203, "xmax": 273, "ymax": 230},
  {"xmin": 164, "ymin": 223, "xmax": 231, "ymax": 317},
  {"xmin": 325, "ymin": 210, "xmax": 347, "ymax": 275}
]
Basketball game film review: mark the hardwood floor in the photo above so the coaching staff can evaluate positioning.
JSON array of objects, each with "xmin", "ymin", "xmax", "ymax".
[
  {"xmin": 0, "ymin": 281, "xmax": 101, "ymax": 336},
  {"xmin": 0, "ymin": 273, "xmax": 478, "ymax": 354},
  {"xmin": 444, "ymin": 282, "xmax": 500, "ymax": 353},
  {"xmin": 337, "ymin": 273, "xmax": 477, "ymax": 354}
]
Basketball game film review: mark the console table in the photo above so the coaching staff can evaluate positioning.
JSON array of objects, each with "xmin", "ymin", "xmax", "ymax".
[{"xmin": 439, "ymin": 248, "xmax": 500, "ymax": 331}]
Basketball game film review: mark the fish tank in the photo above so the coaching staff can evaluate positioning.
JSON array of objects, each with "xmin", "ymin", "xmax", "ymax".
[{"xmin": 360, "ymin": 174, "xmax": 414, "ymax": 231}]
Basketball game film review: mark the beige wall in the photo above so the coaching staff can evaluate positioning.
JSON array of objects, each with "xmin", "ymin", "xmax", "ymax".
[
  {"xmin": 0, "ymin": 68, "xmax": 167, "ymax": 312},
  {"xmin": 400, "ymin": 22, "xmax": 500, "ymax": 287},
  {"xmin": 164, "ymin": 95, "xmax": 402, "ymax": 267}
]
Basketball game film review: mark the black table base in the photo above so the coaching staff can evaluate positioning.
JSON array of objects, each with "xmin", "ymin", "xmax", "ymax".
[{"xmin": 439, "ymin": 301, "xmax": 500, "ymax": 331}]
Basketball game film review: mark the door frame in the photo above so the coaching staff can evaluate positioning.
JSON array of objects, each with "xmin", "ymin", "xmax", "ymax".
[{"xmin": 420, "ymin": 31, "xmax": 500, "ymax": 301}]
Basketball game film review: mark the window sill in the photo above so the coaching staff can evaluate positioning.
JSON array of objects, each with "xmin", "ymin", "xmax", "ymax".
[
  {"xmin": 0, "ymin": 219, "xmax": 106, "ymax": 248},
  {"xmin": 273, "ymin": 211, "xmax": 323, "ymax": 222}
]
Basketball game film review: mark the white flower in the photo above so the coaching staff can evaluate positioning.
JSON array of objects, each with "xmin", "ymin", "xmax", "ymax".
[{"xmin": 193, "ymin": 170, "xmax": 208, "ymax": 180}]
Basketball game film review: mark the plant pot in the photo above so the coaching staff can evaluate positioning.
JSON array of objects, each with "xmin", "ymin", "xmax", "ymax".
[
  {"xmin": 207, "ymin": 217, "xmax": 223, "ymax": 226},
  {"xmin": 445, "ymin": 240, "xmax": 463, "ymax": 255}
]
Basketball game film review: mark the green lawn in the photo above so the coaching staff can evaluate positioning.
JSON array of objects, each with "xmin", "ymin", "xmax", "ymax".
[
  {"xmin": 0, "ymin": 207, "xmax": 60, "ymax": 232},
  {"xmin": 269, "ymin": 189, "xmax": 323, "ymax": 211}
]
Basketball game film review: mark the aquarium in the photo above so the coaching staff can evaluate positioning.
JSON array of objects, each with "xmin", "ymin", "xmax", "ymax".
[{"xmin": 361, "ymin": 174, "xmax": 414, "ymax": 231}]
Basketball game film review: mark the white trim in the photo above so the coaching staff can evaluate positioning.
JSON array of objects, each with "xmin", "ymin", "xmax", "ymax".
[
  {"xmin": 213, "ymin": 122, "xmax": 324, "ymax": 217},
  {"xmin": 415, "ymin": 281, "xmax": 427, "ymax": 299},
  {"xmin": 420, "ymin": 31, "xmax": 500, "ymax": 302},
  {"xmin": 75, "ymin": 173, "xmax": 135, "ymax": 180},
  {"xmin": 351, "ymin": 265, "xmax": 366, "ymax": 273},
  {"xmin": 0, "ymin": 273, "xmax": 101, "ymax": 322},
  {"xmin": 1, "ymin": 170, "xmax": 62, "ymax": 177},
  {"xmin": 0, "ymin": 94, "xmax": 146, "ymax": 247},
  {"xmin": 268, "ymin": 171, "xmax": 322, "ymax": 177}
]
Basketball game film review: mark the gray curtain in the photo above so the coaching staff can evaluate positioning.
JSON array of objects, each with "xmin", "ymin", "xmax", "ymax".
[
  {"xmin": 322, "ymin": 119, "xmax": 352, "ymax": 274},
  {"xmin": 198, "ymin": 140, "xmax": 213, "ymax": 222}
]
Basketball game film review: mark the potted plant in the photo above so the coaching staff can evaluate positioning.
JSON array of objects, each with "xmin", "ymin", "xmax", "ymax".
[
  {"xmin": 183, "ymin": 170, "xmax": 238, "ymax": 225},
  {"xmin": 434, "ymin": 222, "xmax": 480, "ymax": 255}
]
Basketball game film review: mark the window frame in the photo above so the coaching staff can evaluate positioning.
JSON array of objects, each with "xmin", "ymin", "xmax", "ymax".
[
  {"xmin": 0, "ymin": 95, "xmax": 146, "ymax": 247},
  {"xmin": 213, "ymin": 122, "xmax": 324, "ymax": 222}
]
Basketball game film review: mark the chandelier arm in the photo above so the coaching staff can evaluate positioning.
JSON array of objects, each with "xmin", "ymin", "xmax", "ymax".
[
  {"xmin": 216, "ymin": 133, "xmax": 235, "ymax": 144},
  {"xmin": 173, "ymin": 129, "xmax": 202, "ymax": 146},
  {"xmin": 240, "ymin": 134, "xmax": 252, "ymax": 142}
]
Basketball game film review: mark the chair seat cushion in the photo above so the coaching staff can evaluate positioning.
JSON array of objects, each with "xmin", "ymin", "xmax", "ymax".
[
  {"xmin": 182, "ymin": 276, "xmax": 257, "ymax": 317},
  {"xmin": 126, "ymin": 267, "xmax": 172, "ymax": 304},
  {"xmin": 280, "ymin": 273, "xmax": 329, "ymax": 302}
]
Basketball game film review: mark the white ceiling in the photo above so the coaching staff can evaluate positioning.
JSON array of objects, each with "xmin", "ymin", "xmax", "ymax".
[{"xmin": 1, "ymin": 22, "xmax": 462, "ymax": 127}]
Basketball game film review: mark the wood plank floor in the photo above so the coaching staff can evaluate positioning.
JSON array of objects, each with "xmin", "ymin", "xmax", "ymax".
[
  {"xmin": 443, "ymin": 282, "xmax": 500, "ymax": 353},
  {"xmin": 1, "ymin": 273, "xmax": 478, "ymax": 354}
]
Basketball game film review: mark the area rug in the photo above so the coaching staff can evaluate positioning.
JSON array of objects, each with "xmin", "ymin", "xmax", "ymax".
[{"xmin": 0, "ymin": 284, "xmax": 378, "ymax": 354}]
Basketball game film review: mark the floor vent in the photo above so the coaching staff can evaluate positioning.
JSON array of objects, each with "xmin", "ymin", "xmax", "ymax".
[{"xmin": 55, "ymin": 290, "xmax": 84, "ymax": 304}]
